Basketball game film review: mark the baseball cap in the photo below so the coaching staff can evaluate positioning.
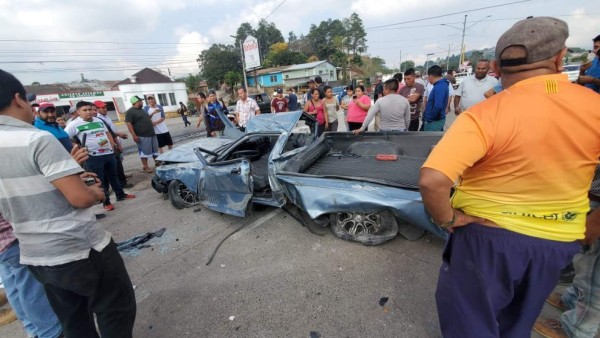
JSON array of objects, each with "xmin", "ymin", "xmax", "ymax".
[
  {"xmin": 276, "ymin": 88, "xmax": 283, "ymax": 93},
  {"xmin": 68, "ymin": 106, "xmax": 77, "ymax": 114},
  {"xmin": 130, "ymin": 95, "xmax": 144, "ymax": 104},
  {"xmin": 39, "ymin": 102, "xmax": 55, "ymax": 111},
  {"xmin": 495, "ymin": 16, "xmax": 568, "ymax": 67},
  {"xmin": 93, "ymin": 100, "xmax": 106, "ymax": 108}
]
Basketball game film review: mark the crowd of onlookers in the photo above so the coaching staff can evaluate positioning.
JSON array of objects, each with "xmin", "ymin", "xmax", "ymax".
[{"xmin": 0, "ymin": 16, "xmax": 599, "ymax": 338}]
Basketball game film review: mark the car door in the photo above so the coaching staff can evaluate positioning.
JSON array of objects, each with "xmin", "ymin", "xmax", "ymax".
[{"xmin": 195, "ymin": 148, "xmax": 253, "ymax": 217}]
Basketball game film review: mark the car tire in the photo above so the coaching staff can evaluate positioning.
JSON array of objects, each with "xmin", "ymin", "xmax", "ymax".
[
  {"xmin": 330, "ymin": 210, "xmax": 398, "ymax": 245},
  {"xmin": 168, "ymin": 179, "xmax": 200, "ymax": 209}
]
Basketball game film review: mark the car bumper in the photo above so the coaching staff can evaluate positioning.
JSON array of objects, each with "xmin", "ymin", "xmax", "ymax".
[{"xmin": 151, "ymin": 175, "xmax": 168, "ymax": 194}]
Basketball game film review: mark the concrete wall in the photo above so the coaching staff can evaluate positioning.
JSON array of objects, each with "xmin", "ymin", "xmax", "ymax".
[{"xmin": 118, "ymin": 82, "xmax": 187, "ymax": 112}]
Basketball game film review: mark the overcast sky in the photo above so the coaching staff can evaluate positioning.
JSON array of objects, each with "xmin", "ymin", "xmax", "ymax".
[{"xmin": 1, "ymin": 0, "xmax": 598, "ymax": 85}]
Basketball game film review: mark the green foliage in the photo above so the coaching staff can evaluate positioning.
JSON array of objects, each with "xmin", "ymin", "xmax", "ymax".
[
  {"xmin": 255, "ymin": 19, "xmax": 285, "ymax": 61},
  {"xmin": 197, "ymin": 44, "xmax": 241, "ymax": 88},
  {"xmin": 224, "ymin": 71, "xmax": 242, "ymax": 89},
  {"xmin": 400, "ymin": 60, "xmax": 415, "ymax": 71},
  {"xmin": 183, "ymin": 74, "xmax": 200, "ymax": 93},
  {"xmin": 234, "ymin": 22, "xmax": 255, "ymax": 44},
  {"xmin": 263, "ymin": 43, "xmax": 307, "ymax": 67},
  {"xmin": 306, "ymin": 19, "xmax": 347, "ymax": 62},
  {"xmin": 343, "ymin": 12, "xmax": 367, "ymax": 55}
]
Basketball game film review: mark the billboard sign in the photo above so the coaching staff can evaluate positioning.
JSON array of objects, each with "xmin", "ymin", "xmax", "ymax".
[{"xmin": 243, "ymin": 36, "xmax": 261, "ymax": 69}]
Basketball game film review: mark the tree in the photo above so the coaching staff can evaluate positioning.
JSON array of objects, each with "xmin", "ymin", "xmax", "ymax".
[
  {"xmin": 234, "ymin": 22, "xmax": 255, "ymax": 45},
  {"xmin": 288, "ymin": 31, "xmax": 297, "ymax": 43},
  {"xmin": 263, "ymin": 42, "xmax": 307, "ymax": 67},
  {"xmin": 224, "ymin": 71, "xmax": 242, "ymax": 90},
  {"xmin": 306, "ymin": 19, "xmax": 347, "ymax": 61},
  {"xmin": 343, "ymin": 13, "xmax": 367, "ymax": 55},
  {"xmin": 31, "ymin": 81, "xmax": 40, "ymax": 86},
  {"xmin": 400, "ymin": 60, "xmax": 415, "ymax": 71},
  {"xmin": 182, "ymin": 74, "xmax": 200, "ymax": 93},
  {"xmin": 255, "ymin": 19, "xmax": 285, "ymax": 63},
  {"xmin": 197, "ymin": 44, "xmax": 241, "ymax": 88}
]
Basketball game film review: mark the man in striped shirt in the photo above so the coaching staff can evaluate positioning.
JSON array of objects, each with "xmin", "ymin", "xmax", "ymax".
[{"xmin": 0, "ymin": 69, "xmax": 136, "ymax": 338}]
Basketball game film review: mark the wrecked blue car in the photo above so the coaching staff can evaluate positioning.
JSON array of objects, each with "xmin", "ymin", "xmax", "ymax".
[{"xmin": 152, "ymin": 111, "xmax": 447, "ymax": 245}]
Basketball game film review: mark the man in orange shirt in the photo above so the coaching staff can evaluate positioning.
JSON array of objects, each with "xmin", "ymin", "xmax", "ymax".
[{"xmin": 419, "ymin": 17, "xmax": 600, "ymax": 337}]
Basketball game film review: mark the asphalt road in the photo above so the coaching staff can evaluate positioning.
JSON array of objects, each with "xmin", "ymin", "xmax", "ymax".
[{"xmin": 0, "ymin": 115, "xmax": 563, "ymax": 337}]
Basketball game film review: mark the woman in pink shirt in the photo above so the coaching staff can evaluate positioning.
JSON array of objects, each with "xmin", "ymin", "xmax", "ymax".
[
  {"xmin": 303, "ymin": 88, "xmax": 328, "ymax": 136},
  {"xmin": 346, "ymin": 85, "xmax": 371, "ymax": 130}
]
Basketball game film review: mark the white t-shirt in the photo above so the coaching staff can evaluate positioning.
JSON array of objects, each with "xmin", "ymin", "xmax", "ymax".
[
  {"xmin": 455, "ymin": 75, "xmax": 499, "ymax": 110},
  {"xmin": 64, "ymin": 117, "xmax": 113, "ymax": 156},
  {"xmin": 145, "ymin": 105, "xmax": 169, "ymax": 134}
]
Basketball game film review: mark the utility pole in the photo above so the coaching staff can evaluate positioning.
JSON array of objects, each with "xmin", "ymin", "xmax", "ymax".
[
  {"xmin": 459, "ymin": 15, "xmax": 467, "ymax": 70},
  {"xmin": 446, "ymin": 44, "xmax": 451, "ymax": 73},
  {"xmin": 399, "ymin": 50, "xmax": 402, "ymax": 73},
  {"xmin": 233, "ymin": 37, "xmax": 248, "ymax": 90}
]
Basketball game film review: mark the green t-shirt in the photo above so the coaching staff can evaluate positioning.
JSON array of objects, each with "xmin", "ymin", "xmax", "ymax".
[{"xmin": 125, "ymin": 107, "xmax": 155, "ymax": 137}]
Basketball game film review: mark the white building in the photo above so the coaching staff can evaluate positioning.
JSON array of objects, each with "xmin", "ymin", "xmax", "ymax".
[
  {"xmin": 25, "ymin": 68, "xmax": 188, "ymax": 121},
  {"xmin": 115, "ymin": 68, "xmax": 188, "ymax": 116}
]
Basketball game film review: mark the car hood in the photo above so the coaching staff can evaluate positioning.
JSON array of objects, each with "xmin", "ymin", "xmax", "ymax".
[
  {"xmin": 156, "ymin": 137, "xmax": 233, "ymax": 163},
  {"xmin": 246, "ymin": 111, "xmax": 306, "ymax": 134}
]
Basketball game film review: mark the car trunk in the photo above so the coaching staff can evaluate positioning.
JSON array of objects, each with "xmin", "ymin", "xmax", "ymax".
[{"xmin": 280, "ymin": 132, "xmax": 443, "ymax": 189}]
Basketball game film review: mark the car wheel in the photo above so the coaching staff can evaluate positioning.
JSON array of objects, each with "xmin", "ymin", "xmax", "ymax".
[
  {"xmin": 330, "ymin": 210, "xmax": 398, "ymax": 245},
  {"xmin": 168, "ymin": 179, "xmax": 200, "ymax": 209}
]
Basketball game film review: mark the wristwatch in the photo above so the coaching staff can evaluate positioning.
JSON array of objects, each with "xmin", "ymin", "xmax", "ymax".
[{"xmin": 431, "ymin": 210, "xmax": 457, "ymax": 228}]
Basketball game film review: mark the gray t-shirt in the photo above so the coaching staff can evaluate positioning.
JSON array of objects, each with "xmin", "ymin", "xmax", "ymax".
[
  {"xmin": 361, "ymin": 93, "xmax": 411, "ymax": 131},
  {"xmin": 0, "ymin": 116, "xmax": 111, "ymax": 266}
]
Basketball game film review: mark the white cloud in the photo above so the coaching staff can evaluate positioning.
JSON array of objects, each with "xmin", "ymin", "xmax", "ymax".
[{"xmin": 159, "ymin": 29, "xmax": 210, "ymax": 78}]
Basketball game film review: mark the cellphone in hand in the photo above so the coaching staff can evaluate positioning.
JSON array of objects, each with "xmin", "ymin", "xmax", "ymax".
[
  {"xmin": 81, "ymin": 133, "xmax": 87, "ymax": 148},
  {"xmin": 352, "ymin": 95, "xmax": 357, "ymax": 100}
]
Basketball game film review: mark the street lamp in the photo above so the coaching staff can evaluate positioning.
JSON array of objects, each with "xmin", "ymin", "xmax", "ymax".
[
  {"xmin": 230, "ymin": 35, "xmax": 248, "ymax": 90},
  {"xmin": 425, "ymin": 53, "xmax": 435, "ymax": 73}
]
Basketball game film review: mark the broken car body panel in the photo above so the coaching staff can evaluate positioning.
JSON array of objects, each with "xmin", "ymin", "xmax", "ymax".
[
  {"xmin": 276, "ymin": 174, "xmax": 448, "ymax": 240},
  {"xmin": 197, "ymin": 159, "xmax": 253, "ymax": 217},
  {"xmin": 153, "ymin": 110, "xmax": 315, "ymax": 216}
]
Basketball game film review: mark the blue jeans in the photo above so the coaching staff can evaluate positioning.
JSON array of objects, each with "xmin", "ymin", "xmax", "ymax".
[
  {"xmin": 0, "ymin": 242, "xmax": 62, "ymax": 338},
  {"xmin": 86, "ymin": 154, "xmax": 125, "ymax": 206},
  {"xmin": 560, "ymin": 240, "xmax": 600, "ymax": 337},
  {"xmin": 423, "ymin": 119, "xmax": 445, "ymax": 131}
]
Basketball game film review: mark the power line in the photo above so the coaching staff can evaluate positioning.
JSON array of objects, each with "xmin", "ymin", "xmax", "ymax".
[
  {"xmin": 263, "ymin": 0, "xmax": 287, "ymax": 21},
  {"xmin": 366, "ymin": 0, "xmax": 531, "ymax": 30},
  {"xmin": 0, "ymin": 39, "xmax": 233, "ymax": 45}
]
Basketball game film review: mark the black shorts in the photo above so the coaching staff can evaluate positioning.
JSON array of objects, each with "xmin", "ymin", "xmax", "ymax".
[{"xmin": 156, "ymin": 132, "xmax": 173, "ymax": 148}]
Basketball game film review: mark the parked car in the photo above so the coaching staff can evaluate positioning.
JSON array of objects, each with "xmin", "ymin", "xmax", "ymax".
[
  {"xmin": 562, "ymin": 64, "xmax": 581, "ymax": 82},
  {"xmin": 151, "ymin": 111, "xmax": 447, "ymax": 245},
  {"xmin": 248, "ymin": 93, "xmax": 271, "ymax": 114}
]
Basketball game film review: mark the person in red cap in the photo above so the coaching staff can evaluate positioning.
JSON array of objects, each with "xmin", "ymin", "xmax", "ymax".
[
  {"xmin": 93, "ymin": 100, "xmax": 132, "ymax": 189},
  {"xmin": 33, "ymin": 102, "xmax": 73, "ymax": 152}
]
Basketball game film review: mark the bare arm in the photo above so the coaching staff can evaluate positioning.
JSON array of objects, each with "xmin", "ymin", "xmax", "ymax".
[
  {"xmin": 584, "ymin": 207, "xmax": 600, "ymax": 245},
  {"xmin": 255, "ymin": 109, "xmax": 261, "ymax": 116},
  {"xmin": 126, "ymin": 122, "xmax": 138, "ymax": 142},
  {"xmin": 484, "ymin": 87, "xmax": 496, "ymax": 98},
  {"xmin": 52, "ymin": 175, "xmax": 105, "ymax": 208},
  {"xmin": 453, "ymin": 96, "xmax": 462, "ymax": 115},
  {"xmin": 106, "ymin": 131, "xmax": 116, "ymax": 150},
  {"xmin": 407, "ymin": 93, "xmax": 421, "ymax": 103},
  {"xmin": 404, "ymin": 103, "xmax": 411, "ymax": 131},
  {"xmin": 419, "ymin": 167, "xmax": 485, "ymax": 229}
]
